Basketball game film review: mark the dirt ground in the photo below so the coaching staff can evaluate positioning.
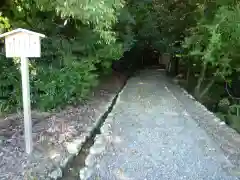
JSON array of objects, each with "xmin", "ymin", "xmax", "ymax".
[{"xmin": 0, "ymin": 72, "xmax": 127, "ymax": 180}]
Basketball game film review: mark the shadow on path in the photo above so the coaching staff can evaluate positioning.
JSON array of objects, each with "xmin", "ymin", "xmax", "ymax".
[{"xmin": 80, "ymin": 69, "xmax": 240, "ymax": 180}]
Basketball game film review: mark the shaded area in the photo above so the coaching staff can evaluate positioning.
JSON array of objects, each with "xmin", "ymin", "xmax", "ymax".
[
  {"xmin": 60, "ymin": 73, "xmax": 127, "ymax": 180},
  {"xmin": 86, "ymin": 70, "xmax": 238, "ymax": 180},
  {"xmin": 0, "ymin": 73, "xmax": 126, "ymax": 179},
  {"xmin": 61, "ymin": 134, "xmax": 93, "ymax": 180}
]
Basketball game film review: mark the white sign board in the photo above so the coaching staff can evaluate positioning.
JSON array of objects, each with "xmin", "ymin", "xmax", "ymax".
[
  {"xmin": 0, "ymin": 28, "xmax": 45, "ymax": 58},
  {"xmin": 5, "ymin": 33, "xmax": 41, "ymax": 57},
  {"xmin": 0, "ymin": 28, "xmax": 45, "ymax": 154}
]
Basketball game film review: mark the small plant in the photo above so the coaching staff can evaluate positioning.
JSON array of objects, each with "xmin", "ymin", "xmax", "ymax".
[{"xmin": 228, "ymin": 104, "xmax": 240, "ymax": 117}]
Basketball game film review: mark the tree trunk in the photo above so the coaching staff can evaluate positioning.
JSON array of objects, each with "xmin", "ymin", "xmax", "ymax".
[
  {"xmin": 199, "ymin": 79, "xmax": 215, "ymax": 100},
  {"xmin": 194, "ymin": 63, "xmax": 207, "ymax": 99},
  {"xmin": 186, "ymin": 59, "xmax": 191, "ymax": 85}
]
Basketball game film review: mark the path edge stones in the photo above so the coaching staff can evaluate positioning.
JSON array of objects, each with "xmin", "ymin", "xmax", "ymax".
[
  {"xmin": 47, "ymin": 82, "xmax": 127, "ymax": 180},
  {"xmin": 79, "ymin": 83, "xmax": 127, "ymax": 180},
  {"xmin": 47, "ymin": 98, "xmax": 113, "ymax": 179},
  {"xmin": 169, "ymin": 79, "xmax": 240, "ymax": 169}
]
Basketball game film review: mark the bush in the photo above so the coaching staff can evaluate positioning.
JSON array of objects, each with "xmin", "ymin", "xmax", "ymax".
[{"xmin": 0, "ymin": 0, "xmax": 132, "ymax": 113}]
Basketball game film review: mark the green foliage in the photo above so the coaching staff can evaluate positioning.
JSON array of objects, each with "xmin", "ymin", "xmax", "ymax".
[
  {"xmin": 0, "ymin": 0, "xmax": 133, "ymax": 113},
  {"xmin": 3, "ymin": 0, "xmax": 199, "ymax": 113},
  {"xmin": 1, "ymin": 0, "xmax": 240, "ymax": 121},
  {"xmin": 176, "ymin": 0, "xmax": 240, "ymax": 132},
  {"xmin": 178, "ymin": 1, "xmax": 240, "ymax": 99},
  {"xmin": 0, "ymin": 56, "xmax": 21, "ymax": 113},
  {"xmin": 33, "ymin": 62, "xmax": 98, "ymax": 110}
]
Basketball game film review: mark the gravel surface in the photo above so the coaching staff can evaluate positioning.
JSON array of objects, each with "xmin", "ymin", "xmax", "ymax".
[{"xmin": 82, "ymin": 69, "xmax": 239, "ymax": 180}]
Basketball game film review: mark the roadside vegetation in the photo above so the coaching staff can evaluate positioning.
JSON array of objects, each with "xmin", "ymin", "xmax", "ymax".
[{"xmin": 0, "ymin": 0, "xmax": 240, "ymax": 131}]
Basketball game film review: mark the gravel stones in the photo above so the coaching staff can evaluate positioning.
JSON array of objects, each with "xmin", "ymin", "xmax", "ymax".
[
  {"xmin": 81, "ymin": 70, "xmax": 239, "ymax": 180},
  {"xmin": 79, "ymin": 167, "xmax": 93, "ymax": 180},
  {"xmin": 49, "ymin": 167, "xmax": 62, "ymax": 179}
]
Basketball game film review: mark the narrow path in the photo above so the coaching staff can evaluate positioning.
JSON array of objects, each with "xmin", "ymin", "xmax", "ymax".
[{"xmin": 81, "ymin": 70, "xmax": 239, "ymax": 180}]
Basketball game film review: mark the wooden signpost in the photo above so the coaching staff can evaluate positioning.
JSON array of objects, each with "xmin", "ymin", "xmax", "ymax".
[{"xmin": 0, "ymin": 28, "xmax": 45, "ymax": 154}]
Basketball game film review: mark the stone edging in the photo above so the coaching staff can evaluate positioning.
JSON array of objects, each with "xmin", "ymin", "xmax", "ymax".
[
  {"xmin": 170, "ymin": 80, "xmax": 240, "ymax": 169},
  {"xmin": 46, "ymin": 94, "xmax": 118, "ymax": 180},
  {"xmin": 68, "ymin": 72, "xmax": 240, "ymax": 180},
  {"xmin": 79, "ymin": 84, "xmax": 126, "ymax": 180}
]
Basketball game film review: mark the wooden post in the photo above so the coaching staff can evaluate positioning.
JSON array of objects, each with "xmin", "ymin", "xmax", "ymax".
[
  {"xmin": 21, "ymin": 57, "xmax": 32, "ymax": 154},
  {"xmin": 0, "ymin": 28, "xmax": 45, "ymax": 154}
]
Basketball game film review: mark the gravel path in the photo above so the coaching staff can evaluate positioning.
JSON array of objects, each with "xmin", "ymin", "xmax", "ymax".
[{"xmin": 81, "ymin": 70, "xmax": 239, "ymax": 180}]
